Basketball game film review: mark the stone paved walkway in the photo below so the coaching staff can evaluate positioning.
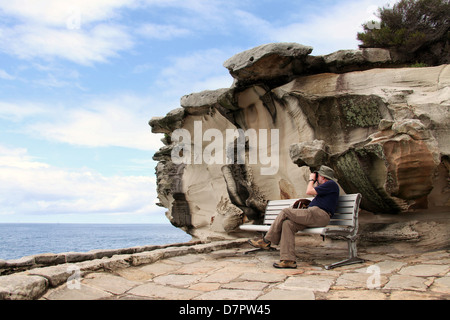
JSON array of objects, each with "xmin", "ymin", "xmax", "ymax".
[{"xmin": 37, "ymin": 239, "xmax": 449, "ymax": 301}]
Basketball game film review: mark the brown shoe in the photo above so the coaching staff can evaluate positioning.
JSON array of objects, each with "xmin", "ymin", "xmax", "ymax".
[
  {"xmin": 273, "ymin": 260, "xmax": 297, "ymax": 269},
  {"xmin": 248, "ymin": 238, "xmax": 271, "ymax": 250}
]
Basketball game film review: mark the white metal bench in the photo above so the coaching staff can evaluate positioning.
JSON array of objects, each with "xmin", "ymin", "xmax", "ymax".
[{"xmin": 240, "ymin": 193, "xmax": 364, "ymax": 269}]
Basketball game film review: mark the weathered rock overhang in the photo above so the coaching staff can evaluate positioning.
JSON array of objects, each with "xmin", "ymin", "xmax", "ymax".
[{"xmin": 149, "ymin": 43, "xmax": 450, "ymax": 240}]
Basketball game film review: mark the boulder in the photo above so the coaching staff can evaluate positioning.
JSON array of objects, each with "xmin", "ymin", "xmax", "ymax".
[
  {"xmin": 223, "ymin": 43, "xmax": 396, "ymax": 87},
  {"xmin": 323, "ymin": 48, "xmax": 392, "ymax": 73},
  {"xmin": 149, "ymin": 108, "xmax": 185, "ymax": 135},
  {"xmin": 289, "ymin": 140, "xmax": 330, "ymax": 169},
  {"xmin": 223, "ymin": 43, "xmax": 313, "ymax": 87}
]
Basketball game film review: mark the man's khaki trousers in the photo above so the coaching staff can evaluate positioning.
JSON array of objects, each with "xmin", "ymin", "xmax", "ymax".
[{"xmin": 264, "ymin": 206, "xmax": 330, "ymax": 261}]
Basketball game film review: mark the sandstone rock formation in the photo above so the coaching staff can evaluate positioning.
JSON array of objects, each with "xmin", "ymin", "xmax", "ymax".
[{"xmin": 150, "ymin": 43, "xmax": 450, "ymax": 240}]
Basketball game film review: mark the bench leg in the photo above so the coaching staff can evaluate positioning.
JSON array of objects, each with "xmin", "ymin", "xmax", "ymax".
[{"xmin": 325, "ymin": 239, "xmax": 364, "ymax": 270}]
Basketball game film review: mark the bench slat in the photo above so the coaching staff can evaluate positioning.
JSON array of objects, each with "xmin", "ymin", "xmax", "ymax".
[
  {"xmin": 240, "ymin": 225, "xmax": 270, "ymax": 232},
  {"xmin": 331, "ymin": 213, "xmax": 353, "ymax": 219},
  {"xmin": 264, "ymin": 210, "xmax": 355, "ymax": 219},
  {"xmin": 264, "ymin": 217, "xmax": 354, "ymax": 225},
  {"xmin": 337, "ymin": 194, "xmax": 360, "ymax": 200},
  {"xmin": 329, "ymin": 220, "xmax": 353, "ymax": 226},
  {"xmin": 266, "ymin": 205, "xmax": 356, "ymax": 214},
  {"xmin": 337, "ymin": 207, "xmax": 356, "ymax": 212},
  {"xmin": 267, "ymin": 200, "xmax": 298, "ymax": 205}
]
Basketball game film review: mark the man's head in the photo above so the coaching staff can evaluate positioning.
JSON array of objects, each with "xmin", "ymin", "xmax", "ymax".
[{"xmin": 315, "ymin": 165, "xmax": 337, "ymax": 183}]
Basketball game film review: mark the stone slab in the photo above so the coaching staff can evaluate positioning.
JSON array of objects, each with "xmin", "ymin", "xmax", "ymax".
[
  {"xmin": 43, "ymin": 283, "xmax": 113, "ymax": 300},
  {"xmin": 334, "ymin": 273, "xmax": 388, "ymax": 290},
  {"xmin": 174, "ymin": 263, "xmax": 218, "ymax": 275},
  {"xmin": 135, "ymin": 261, "xmax": 182, "ymax": 276},
  {"xmin": 238, "ymin": 272, "xmax": 287, "ymax": 283},
  {"xmin": 221, "ymin": 281, "xmax": 269, "ymax": 291},
  {"xmin": 324, "ymin": 290, "xmax": 387, "ymax": 300},
  {"xmin": 131, "ymin": 250, "xmax": 164, "ymax": 266},
  {"xmin": 0, "ymin": 274, "xmax": 48, "ymax": 300},
  {"xmin": 355, "ymin": 260, "xmax": 407, "ymax": 274},
  {"xmin": 257, "ymin": 289, "xmax": 315, "ymax": 300},
  {"xmin": 194, "ymin": 289, "xmax": 261, "ymax": 300},
  {"xmin": 27, "ymin": 264, "xmax": 77, "ymax": 287},
  {"xmin": 383, "ymin": 275, "xmax": 430, "ymax": 292},
  {"xmin": 153, "ymin": 274, "xmax": 204, "ymax": 288},
  {"xmin": 278, "ymin": 275, "xmax": 335, "ymax": 292},
  {"xmin": 430, "ymin": 276, "xmax": 450, "ymax": 294},
  {"xmin": 201, "ymin": 271, "xmax": 242, "ymax": 284},
  {"xmin": 389, "ymin": 291, "xmax": 445, "ymax": 300},
  {"xmin": 128, "ymin": 282, "xmax": 201, "ymax": 300},
  {"xmin": 188, "ymin": 282, "xmax": 221, "ymax": 292},
  {"xmin": 398, "ymin": 264, "xmax": 449, "ymax": 277},
  {"xmin": 82, "ymin": 273, "xmax": 141, "ymax": 295},
  {"xmin": 167, "ymin": 254, "xmax": 206, "ymax": 264}
]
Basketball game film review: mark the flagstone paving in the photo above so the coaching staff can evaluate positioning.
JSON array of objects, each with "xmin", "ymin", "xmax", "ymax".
[{"xmin": 35, "ymin": 239, "xmax": 449, "ymax": 301}]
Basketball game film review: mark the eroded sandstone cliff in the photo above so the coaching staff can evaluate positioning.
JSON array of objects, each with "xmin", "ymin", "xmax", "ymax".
[{"xmin": 150, "ymin": 43, "xmax": 450, "ymax": 241}]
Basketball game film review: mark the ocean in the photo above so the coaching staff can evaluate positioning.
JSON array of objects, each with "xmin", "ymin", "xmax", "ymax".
[{"xmin": 0, "ymin": 223, "xmax": 192, "ymax": 261}]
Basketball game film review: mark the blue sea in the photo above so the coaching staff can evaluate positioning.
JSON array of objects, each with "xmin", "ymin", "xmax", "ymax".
[{"xmin": 0, "ymin": 223, "xmax": 192, "ymax": 261}]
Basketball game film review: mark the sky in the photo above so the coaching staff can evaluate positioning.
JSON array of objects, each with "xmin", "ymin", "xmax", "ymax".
[{"xmin": 0, "ymin": 0, "xmax": 393, "ymax": 224}]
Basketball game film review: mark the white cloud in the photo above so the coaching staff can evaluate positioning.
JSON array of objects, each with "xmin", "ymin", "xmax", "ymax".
[
  {"xmin": 24, "ymin": 94, "xmax": 163, "ymax": 151},
  {"xmin": 0, "ymin": 101, "xmax": 46, "ymax": 121},
  {"xmin": 0, "ymin": 144, "xmax": 160, "ymax": 220},
  {"xmin": 0, "ymin": 145, "xmax": 48, "ymax": 169},
  {"xmin": 0, "ymin": 69, "xmax": 15, "ymax": 80},
  {"xmin": 0, "ymin": 0, "xmax": 137, "ymax": 65},
  {"xmin": 0, "ymin": 23, "xmax": 133, "ymax": 65},
  {"xmin": 0, "ymin": 0, "xmax": 136, "ymax": 26},
  {"xmin": 0, "ymin": 0, "xmax": 235, "ymax": 65}
]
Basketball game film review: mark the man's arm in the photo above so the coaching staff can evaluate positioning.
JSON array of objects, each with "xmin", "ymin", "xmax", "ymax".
[{"xmin": 306, "ymin": 173, "xmax": 318, "ymax": 196}]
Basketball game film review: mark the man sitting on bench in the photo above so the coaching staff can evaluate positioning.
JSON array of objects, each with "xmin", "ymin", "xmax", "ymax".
[{"xmin": 249, "ymin": 165, "xmax": 340, "ymax": 269}]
